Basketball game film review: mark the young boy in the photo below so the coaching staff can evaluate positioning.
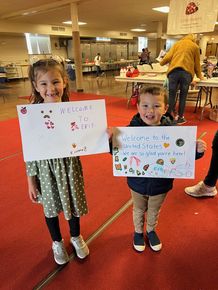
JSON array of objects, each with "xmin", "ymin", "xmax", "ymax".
[{"xmin": 121, "ymin": 86, "xmax": 206, "ymax": 252}]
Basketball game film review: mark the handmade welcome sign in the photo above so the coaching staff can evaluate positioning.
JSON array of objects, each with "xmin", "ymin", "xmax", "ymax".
[
  {"xmin": 17, "ymin": 100, "xmax": 109, "ymax": 161},
  {"xmin": 112, "ymin": 126, "xmax": 197, "ymax": 179}
]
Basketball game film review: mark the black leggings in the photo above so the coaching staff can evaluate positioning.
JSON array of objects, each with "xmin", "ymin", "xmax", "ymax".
[
  {"xmin": 45, "ymin": 215, "xmax": 80, "ymax": 242},
  {"xmin": 204, "ymin": 130, "xmax": 218, "ymax": 187}
]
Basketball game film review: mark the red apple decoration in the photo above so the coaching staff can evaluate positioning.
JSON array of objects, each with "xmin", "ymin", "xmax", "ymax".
[{"xmin": 20, "ymin": 107, "xmax": 27, "ymax": 114}]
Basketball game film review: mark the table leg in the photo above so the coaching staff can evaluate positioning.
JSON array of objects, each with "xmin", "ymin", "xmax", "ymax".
[
  {"xmin": 194, "ymin": 88, "xmax": 202, "ymax": 113},
  {"xmin": 127, "ymin": 82, "xmax": 135, "ymax": 108},
  {"xmin": 200, "ymin": 87, "xmax": 213, "ymax": 120}
]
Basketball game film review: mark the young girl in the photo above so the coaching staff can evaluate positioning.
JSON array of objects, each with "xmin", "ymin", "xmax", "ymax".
[{"xmin": 26, "ymin": 58, "xmax": 89, "ymax": 265}]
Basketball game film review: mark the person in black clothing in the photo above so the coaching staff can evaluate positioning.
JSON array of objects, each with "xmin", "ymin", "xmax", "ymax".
[
  {"xmin": 139, "ymin": 48, "xmax": 153, "ymax": 69},
  {"xmin": 139, "ymin": 48, "xmax": 151, "ymax": 65},
  {"xmin": 109, "ymin": 86, "xmax": 206, "ymax": 253}
]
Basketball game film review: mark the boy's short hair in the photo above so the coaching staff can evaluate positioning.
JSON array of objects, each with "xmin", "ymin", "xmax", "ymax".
[{"xmin": 138, "ymin": 86, "xmax": 168, "ymax": 105}]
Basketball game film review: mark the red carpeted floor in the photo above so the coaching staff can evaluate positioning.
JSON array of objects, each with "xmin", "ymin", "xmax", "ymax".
[
  {"xmin": 45, "ymin": 193, "xmax": 218, "ymax": 290},
  {"xmin": 0, "ymin": 118, "xmax": 22, "ymax": 159},
  {"xmin": 41, "ymin": 124, "xmax": 218, "ymax": 290},
  {"xmin": 0, "ymin": 93, "xmax": 217, "ymax": 290}
]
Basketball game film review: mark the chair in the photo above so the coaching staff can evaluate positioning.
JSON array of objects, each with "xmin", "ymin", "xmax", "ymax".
[
  {"xmin": 125, "ymin": 66, "xmax": 143, "ymax": 93},
  {"xmin": 0, "ymin": 67, "xmax": 9, "ymax": 102},
  {"xmin": 0, "ymin": 66, "xmax": 7, "ymax": 83}
]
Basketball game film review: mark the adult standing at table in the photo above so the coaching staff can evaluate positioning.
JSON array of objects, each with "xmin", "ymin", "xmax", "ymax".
[
  {"xmin": 160, "ymin": 34, "xmax": 203, "ymax": 124},
  {"xmin": 139, "ymin": 48, "xmax": 151, "ymax": 65},
  {"xmin": 94, "ymin": 52, "xmax": 104, "ymax": 77}
]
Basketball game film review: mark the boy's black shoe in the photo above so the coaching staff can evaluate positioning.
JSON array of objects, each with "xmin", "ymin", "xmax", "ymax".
[
  {"xmin": 146, "ymin": 231, "xmax": 162, "ymax": 251},
  {"xmin": 133, "ymin": 232, "xmax": 146, "ymax": 252}
]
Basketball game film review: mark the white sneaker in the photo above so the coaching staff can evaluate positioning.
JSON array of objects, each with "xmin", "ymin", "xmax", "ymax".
[
  {"xmin": 70, "ymin": 235, "xmax": 89, "ymax": 259},
  {"xmin": 185, "ymin": 181, "xmax": 217, "ymax": 197},
  {"xmin": 52, "ymin": 240, "xmax": 69, "ymax": 265}
]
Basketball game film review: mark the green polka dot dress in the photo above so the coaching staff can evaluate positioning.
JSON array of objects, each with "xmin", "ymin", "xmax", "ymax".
[{"xmin": 26, "ymin": 157, "xmax": 88, "ymax": 220}]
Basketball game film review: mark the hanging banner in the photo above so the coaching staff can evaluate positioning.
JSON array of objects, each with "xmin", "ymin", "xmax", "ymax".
[
  {"xmin": 17, "ymin": 100, "xmax": 109, "ymax": 161},
  {"xmin": 167, "ymin": 0, "xmax": 218, "ymax": 34},
  {"xmin": 112, "ymin": 126, "xmax": 197, "ymax": 179}
]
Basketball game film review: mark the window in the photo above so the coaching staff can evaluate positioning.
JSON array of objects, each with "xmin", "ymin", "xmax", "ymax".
[
  {"xmin": 166, "ymin": 38, "xmax": 177, "ymax": 51},
  {"xmin": 138, "ymin": 37, "xmax": 148, "ymax": 52},
  {"xmin": 25, "ymin": 33, "xmax": 51, "ymax": 54},
  {"xmin": 96, "ymin": 37, "xmax": 111, "ymax": 42}
]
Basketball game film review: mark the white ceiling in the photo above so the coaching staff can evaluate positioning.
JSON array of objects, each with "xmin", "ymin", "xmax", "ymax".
[
  {"xmin": 0, "ymin": 0, "xmax": 217, "ymax": 37},
  {"xmin": 0, "ymin": 0, "xmax": 171, "ymax": 36}
]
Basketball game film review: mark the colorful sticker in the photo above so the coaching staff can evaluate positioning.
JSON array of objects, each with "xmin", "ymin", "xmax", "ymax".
[
  {"xmin": 20, "ymin": 107, "xmax": 27, "ymax": 114},
  {"xmin": 176, "ymin": 138, "xmax": 185, "ymax": 147},
  {"xmin": 156, "ymin": 159, "xmax": 164, "ymax": 165},
  {"xmin": 115, "ymin": 163, "xmax": 122, "ymax": 170}
]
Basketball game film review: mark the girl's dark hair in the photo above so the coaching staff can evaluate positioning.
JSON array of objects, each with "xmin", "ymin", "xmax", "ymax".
[
  {"xmin": 138, "ymin": 86, "xmax": 168, "ymax": 105},
  {"xmin": 28, "ymin": 59, "xmax": 70, "ymax": 104}
]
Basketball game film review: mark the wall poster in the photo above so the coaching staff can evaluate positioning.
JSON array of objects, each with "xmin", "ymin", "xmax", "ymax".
[{"xmin": 167, "ymin": 0, "xmax": 218, "ymax": 34}]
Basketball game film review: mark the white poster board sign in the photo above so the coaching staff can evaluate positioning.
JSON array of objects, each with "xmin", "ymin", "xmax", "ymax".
[
  {"xmin": 17, "ymin": 100, "xmax": 109, "ymax": 161},
  {"xmin": 167, "ymin": 0, "xmax": 218, "ymax": 34},
  {"xmin": 112, "ymin": 126, "xmax": 197, "ymax": 179}
]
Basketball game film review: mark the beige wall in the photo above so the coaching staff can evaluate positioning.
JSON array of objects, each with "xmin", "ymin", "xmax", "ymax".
[
  {"xmin": 0, "ymin": 33, "xmax": 217, "ymax": 66},
  {"xmin": 0, "ymin": 36, "xmax": 28, "ymax": 64},
  {"xmin": 0, "ymin": 20, "xmax": 135, "ymax": 40},
  {"xmin": 147, "ymin": 39, "xmax": 157, "ymax": 60},
  {"xmin": 0, "ymin": 35, "xmax": 67, "ymax": 65}
]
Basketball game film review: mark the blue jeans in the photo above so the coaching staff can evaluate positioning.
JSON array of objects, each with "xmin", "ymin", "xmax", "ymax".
[
  {"xmin": 168, "ymin": 68, "xmax": 192, "ymax": 117},
  {"xmin": 96, "ymin": 65, "xmax": 101, "ymax": 77}
]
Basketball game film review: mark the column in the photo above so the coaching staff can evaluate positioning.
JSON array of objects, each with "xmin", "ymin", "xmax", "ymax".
[
  {"xmin": 156, "ymin": 21, "xmax": 163, "ymax": 57},
  {"xmin": 70, "ymin": 2, "xmax": 84, "ymax": 92}
]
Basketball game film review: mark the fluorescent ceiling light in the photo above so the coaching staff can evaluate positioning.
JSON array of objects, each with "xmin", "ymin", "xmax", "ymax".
[
  {"xmin": 22, "ymin": 10, "xmax": 37, "ymax": 15},
  {"xmin": 62, "ymin": 21, "xmax": 87, "ymax": 25},
  {"xmin": 215, "ymin": 22, "xmax": 218, "ymax": 25},
  {"xmin": 131, "ymin": 28, "xmax": 146, "ymax": 32},
  {"xmin": 152, "ymin": 6, "xmax": 169, "ymax": 13}
]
